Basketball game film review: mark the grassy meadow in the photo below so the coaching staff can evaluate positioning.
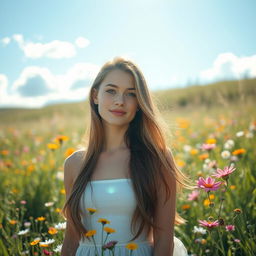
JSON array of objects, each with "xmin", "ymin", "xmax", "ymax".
[{"xmin": 0, "ymin": 78, "xmax": 255, "ymax": 255}]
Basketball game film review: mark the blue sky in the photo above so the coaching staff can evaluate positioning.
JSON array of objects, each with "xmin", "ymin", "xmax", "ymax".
[{"xmin": 0, "ymin": 0, "xmax": 255, "ymax": 108}]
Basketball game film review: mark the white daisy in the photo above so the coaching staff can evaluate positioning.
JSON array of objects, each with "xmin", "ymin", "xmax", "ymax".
[
  {"xmin": 193, "ymin": 226, "xmax": 207, "ymax": 234},
  {"xmin": 18, "ymin": 228, "xmax": 30, "ymax": 235},
  {"xmin": 54, "ymin": 222, "xmax": 66, "ymax": 230},
  {"xmin": 54, "ymin": 244, "xmax": 63, "ymax": 252},
  {"xmin": 39, "ymin": 239, "xmax": 55, "ymax": 246},
  {"xmin": 221, "ymin": 150, "xmax": 231, "ymax": 159}
]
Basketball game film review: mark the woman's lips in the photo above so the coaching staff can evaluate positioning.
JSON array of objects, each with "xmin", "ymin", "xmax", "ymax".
[{"xmin": 110, "ymin": 111, "xmax": 126, "ymax": 116}]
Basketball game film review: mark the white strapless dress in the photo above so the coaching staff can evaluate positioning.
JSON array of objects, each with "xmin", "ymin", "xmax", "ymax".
[{"xmin": 76, "ymin": 178, "xmax": 188, "ymax": 256}]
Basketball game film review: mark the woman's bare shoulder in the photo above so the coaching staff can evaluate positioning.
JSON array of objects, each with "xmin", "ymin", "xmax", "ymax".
[{"xmin": 64, "ymin": 149, "xmax": 86, "ymax": 181}]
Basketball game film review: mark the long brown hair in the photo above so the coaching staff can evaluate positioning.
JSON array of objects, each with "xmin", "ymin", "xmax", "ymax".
[{"xmin": 61, "ymin": 56, "xmax": 193, "ymax": 243}]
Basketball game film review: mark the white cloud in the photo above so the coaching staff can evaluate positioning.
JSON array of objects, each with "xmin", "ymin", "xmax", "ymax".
[
  {"xmin": 10, "ymin": 34, "xmax": 90, "ymax": 59},
  {"xmin": 0, "ymin": 62, "xmax": 100, "ymax": 108},
  {"xmin": 199, "ymin": 52, "xmax": 256, "ymax": 82},
  {"xmin": 1, "ymin": 37, "xmax": 11, "ymax": 46},
  {"xmin": 75, "ymin": 37, "xmax": 90, "ymax": 48}
]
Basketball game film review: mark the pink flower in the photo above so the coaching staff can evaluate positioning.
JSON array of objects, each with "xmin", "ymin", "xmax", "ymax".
[
  {"xmin": 225, "ymin": 225, "xmax": 235, "ymax": 231},
  {"xmin": 102, "ymin": 240, "xmax": 118, "ymax": 249},
  {"xmin": 20, "ymin": 200, "xmax": 27, "ymax": 205},
  {"xmin": 198, "ymin": 220, "xmax": 219, "ymax": 229},
  {"xmin": 187, "ymin": 190, "xmax": 200, "ymax": 201},
  {"xmin": 234, "ymin": 239, "xmax": 240, "ymax": 243},
  {"xmin": 42, "ymin": 249, "xmax": 53, "ymax": 255},
  {"xmin": 197, "ymin": 177, "xmax": 222, "ymax": 192},
  {"xmin": 212, "ymin": 166, "xmax": 236, "ymax": 180},
  {"xmin": 201, "ymin": 144, "xmax": 216, "ymax": 151}
]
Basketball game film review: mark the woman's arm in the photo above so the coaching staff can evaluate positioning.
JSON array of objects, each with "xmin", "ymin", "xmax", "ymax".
[
  {"xmin": 153, "ymin": 153, "xmax": 176, "ymax": 256},
  {"xmin": 60, "ymin": 153, "xmax": 81, "ymax": 256}
]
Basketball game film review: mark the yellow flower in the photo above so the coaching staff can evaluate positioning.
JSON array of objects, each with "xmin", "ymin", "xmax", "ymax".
[
  {"xmin": 203, "ymin": 199, "xmax": 211, "ymax": 207},
  {"xmin": 201, "ymin": 239, "xmax": 207, "ymax": 244},
  {"xmin": 206, "ymin": 138, "xmax": 216, "ymax": 144},
  {"xmin": 190, "ymin": 149, "xmax": 198, "ymax": 155},
  {"xmin": 54, "ymin": 135, "xmax": 69, "ymax": 145},
  {"xmin": 104, "ymin": 227, "xmax": 116, "ymax": 234},
  {"xmin": 27, "ymin": 164, "xmax": 35, "ymax": 172},
  {"xmin": 199, "ymin": 153, "xmax": 209, "ymax": 160},
  {"xmin": 177, "ymin": 160, "xmax": 186, "ymax": 168},
  {"xmin": 48, "ymin": 227, "xmax": 58, "ymax": 235},
  {"xmin": 36, "ymin": 216, "xmax": 46, "ymax": 221},
  {"xmin": 47, "ymin": 143, "xmax": 59, "ymax": 150},
  {"xmin": 234, "ymin": 208, "xmax": 242, "ymax": 214},
  {"xmin": 125, "ymin": 242, "xmax": 138, "ymax": 250},
  {"xmin": 30, "ymin": 239, "xmax": 40, "ymax": 246},
  {"xmin": 55, "ymin": 208, "xmax": 61, "ymax": 213},
  {"xmin": 85, "ymin": 230, "xmax": 97, "ymax": 237},
  {"xmin": 181, "ymin": 204, "xmax": 190, "ymax": 210},
  {"xmin": 86, "ymin": 208, "xmax": 97, "ymax": 215},
  {"xmin": 230, "ymin": 185, "xmax": 236, "ymax": 190},
  {"xmin": 60, "ymin": 188, "xmax": 66, "ymax": 195},
  {"xmin": 232, "ymin": 148, "xmax": 246, "ymax": 155},
  {"xmin": 98, "ymin": 218, "xmax": 110, "ymax": 225},
  {"xmin": 209, "ymin": 194, "xmax": 215, "ymax": 200},
  {"xmin": 9, "ymin": 220, "xmax": 17, "ymax": 225},
  {"xmin": 0, "ymin": 150, "xmax": 9, "ymax": 156},
  {"xmin": 65, "ymin": 148, "xmax": 76, "ymax": 158},
  {"xmin": 39, "ymin": 244, "xmax": 49, "ymax": 247}
]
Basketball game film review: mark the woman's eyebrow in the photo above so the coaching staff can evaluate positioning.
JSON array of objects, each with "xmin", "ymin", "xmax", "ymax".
[{"xmin": 105, "ymin": 83, "xmax": 135, "ymax": 90}]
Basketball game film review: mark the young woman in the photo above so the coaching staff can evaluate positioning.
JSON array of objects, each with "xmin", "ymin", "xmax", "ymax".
[{"xmin": 61, "ymin": 56, "xmax": 191, "ymax": 256}]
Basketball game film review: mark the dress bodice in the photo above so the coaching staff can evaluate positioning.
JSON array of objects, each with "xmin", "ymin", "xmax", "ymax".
[{"xmin": 79, "ymin": 178, "xmax": 151, "ymax": 245}]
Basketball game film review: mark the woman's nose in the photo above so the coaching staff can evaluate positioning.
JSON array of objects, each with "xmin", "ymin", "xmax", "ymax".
[{"xmin": 114, "ymin": 94, "xmax": 125, "ymax": 104}]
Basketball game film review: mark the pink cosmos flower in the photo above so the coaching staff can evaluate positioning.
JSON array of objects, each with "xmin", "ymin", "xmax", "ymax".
[
  {"xmin": 187, "ymin": 190, "xmax": 200, "ymax": 201},
  {"xmin": 212, "ymin": 166, "xmax": 236, "ymax": 180},
  {"xmin": 198, "ymin": 220, "xmax": 219, "ymax": 229},
  {"xmin": 197, "ymin": 177, "xmax": 222, "ymax": 192},
  {"xmin": 225, "ymin": 225, "xmax": 235, "ymax": 231},
  {"xmin": 201, "ymin": 144, "xmax": 216, "ymax": 151},
  {"xmin": 234, "ymin": 239, "xmax": 240, "ymax": 243}
]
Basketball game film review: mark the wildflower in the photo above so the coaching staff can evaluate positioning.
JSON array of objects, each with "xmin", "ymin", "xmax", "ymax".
[
  {"xmin": 197, "ymin": 177, "xmax": 222, "ymax": 192},
  {"xmin": 225, "ymin": 225, "xmax": 235, "ymax": 231},
  {"xmin": 54, "ymin": 222, "xmax": 66, "ymax": 230},
  {"xmin": 193, "ymin": 226, "xmax": 207, "ymax": 235},
  {"xmin": 233, "ymin": 208, "xmax": 242, "ymax": 214},
  {"xmin": 65, "ymin": 148, "xmax": 75, "ymax": 158},
  {"xmin": 39, "ymin": 239, "xmax": 55, "ymax": 247},
  {"xmin": 234, "ymin": 239, "xmax": 240, "ymax": 243},
  {"xmin": 18, "ymin": 228, "xmax": 30, "ymax": 235},
  {"xmin": 86, "ymin": 208, "xmax": 97, "ymax": 215},
  {"xmin": 54, "ymin": 135, "xmax": 69, "ymax": 145},
  {"xmin": 232, "ymin": 148, "xmax": 246, "ymax": 156},
  {"xmin": 24, "ymin": 222, "xmax": 31, "ymax": 227},
  {"xmin": 104, "ymin": 227, "xmax": 116, "ymax": 234},
  {"xmin": 85, "ymin": 230, "xmax": 97, "ymax": 237},
  {"xmin": 230, "ymin": 185, "xmax": 236, "ymax": 190},
  {"xmin": 56, "ymin": 171, "xmax": 64, "ymax": 181},
  {"xmin": 206, "ymin": 138, "xmax": 216, "ymax": 144},
  {"xmin": 181, "ymin": 204, "xmax": 190, "ymax": 210},
  {"xmin": 42, "ymin": 249, "xmax": 53, "ymax": 255},
  {"xmin": 183, "ymin": 145, "xmax": 192, "ymax": 153},
  {"xmin": 9, "ymin": 220, "xmax": 17, "ymax": 225},
  {"xmin": 36, "ymin": 216, "xmax": 46, "ymax": 221},
  {"xmin": 55, "ymin": 208, "xmax": 61, "ymax": 213},
  {"xmin": 98, "ymin": 218, "xmax": 110, "ymax": 225},
  {"xmin": 201, "ymin": 144, "xmax": 216, "ymax": 151},
  {"xmin": 198, "ymin": 220, "xmax": 219, "ymax": 229},
  {"xmin": 45, "ymin": 202, "xmax": 54, "ymax": 207},
  {"xmin": 190, "ymin": 148, "xmax": 198, "ymax": 155},
  {"xmin": 20, "ymin": 200, "xmax": 27, "ymax": 205},
  {"xmin": 125, "ymin": 242, "xmax": 138, "ymax": 250},
  {"xmin": 48, "ymin": 227, "xmax": 58, "ymax": 235},
  {"xmin": 221, "ymin": 150, "xmax": 231, "ymax": 159},
  {"xmin": 224, "ymin": 140, "xmax": 235, "ymax": 149},
  {"xmin": 102, "ymin": 240, "xmax": 118, "ymax": 249},
  {"xmin": 212, "ymin": 165, "xmax": 236, "ymax": 180},
  {"xmin": 199, "ymin": 153, "xmax": 209, "ymax": 160},
  {"xmin": 201, "ymin": 239, "xmax": 207, "ymax": 244},
  {"xmin": 30, "ymin": 238, "xmax": 41, "ymax": 245},
  {"xmin": 53, "ymin": 244, "xmax": 62, "ymax": 252},
  {"xmin": 236, "ymin": 131, "xmax": 244, "ymax": 137},
  {"xmin": 47, "ymin": 143, "xmax": 59, "ymax": 150},
  {"xmin": 188, "ymin": 190, "xmax": 200, "ymax": 201}
]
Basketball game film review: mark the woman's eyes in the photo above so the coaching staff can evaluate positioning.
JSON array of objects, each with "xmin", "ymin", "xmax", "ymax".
[{"xmin": 106, "ymin": 89, "xmax": 136, "ymax": 97}]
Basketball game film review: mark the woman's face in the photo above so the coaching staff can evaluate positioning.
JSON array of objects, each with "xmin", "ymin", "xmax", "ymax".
[{"xmin": 93, "ymin": 69, "xmax": 139, "ymax": 127}]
